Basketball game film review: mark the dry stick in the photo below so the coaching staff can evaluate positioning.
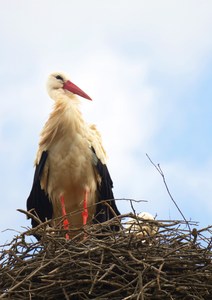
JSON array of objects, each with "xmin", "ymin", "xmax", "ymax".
[
  {"xmin": 0, "ymin": 256, "xmax": 60, "ymax": 299},
  {"xmin": 115, "ymin": 198, "xmax": 148, "ymax": 203},
  {"xmin": 136, "ymin": 271, "xmax": 144, "ymax": 300},
  {"xmin": 17, "ymin": 209, "xmax": 42, "ymax": 225},
  {"xmin": 146, "ymin": 154, "xmax": 192, "ymax": 234},
  {"xmin": 62, "ymin": 288, "xmax": 69, "ymax": 300},
  {"xmin": 98, "ymin": 263, "xmax": 116, "ymax": 282},
  {"xmin": 130, "ymin": 199, "xmax": 137, "ymax": 216},
  {"xmin": 156, "ymin": 262, "xmax": 164, "ymax": 291},
  {"xmin": 89, "ymin": 250, "xmax": 104, "ymax": 294}
]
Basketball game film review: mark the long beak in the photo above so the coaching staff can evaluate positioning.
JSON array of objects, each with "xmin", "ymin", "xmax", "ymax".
[{"xmin": 63, "ymin": 80, "xmax": 92, "ymax": 100}]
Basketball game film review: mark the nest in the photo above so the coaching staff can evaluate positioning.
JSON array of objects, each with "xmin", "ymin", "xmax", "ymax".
[{"xmin": 1, "ymin": 212, "xmax": 212, "ymax": 300}]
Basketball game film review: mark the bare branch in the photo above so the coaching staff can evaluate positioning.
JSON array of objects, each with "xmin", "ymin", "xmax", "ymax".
[{"xmin": 146, "ymin": 153, "xmax": 191, "ymax": 233}]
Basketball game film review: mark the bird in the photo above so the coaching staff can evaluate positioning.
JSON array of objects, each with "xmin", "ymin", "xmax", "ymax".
[
  {"xmin": 27, "ymin": 72, "xmax": 120, "ymax": 239},
  {"xmin": 125, "ymin": 212, "xmax": 158, "ymax": 237}
]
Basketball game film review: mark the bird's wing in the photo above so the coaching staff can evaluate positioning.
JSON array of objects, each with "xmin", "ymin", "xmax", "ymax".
[
  {"xmin": 26, "ymin": 151, "xmax": 53, "ymax": 236},
  {"xmin": 88, "ymin": 124, "xmax": 107, "ymax": 164},
  {"xmin": 91, "ymin": 146, "xmax": 120, "ymax": 230}
]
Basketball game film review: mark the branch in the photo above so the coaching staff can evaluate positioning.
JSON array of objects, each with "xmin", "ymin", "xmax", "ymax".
[{"xmin": 146, "ymin": 154, "xmax": 191, "ymax": 233}]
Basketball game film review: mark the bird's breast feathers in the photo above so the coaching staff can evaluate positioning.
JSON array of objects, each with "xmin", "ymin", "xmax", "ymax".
[{"xmin": 48, "ymin": 135, "xmax": 95, "ymax": 184}]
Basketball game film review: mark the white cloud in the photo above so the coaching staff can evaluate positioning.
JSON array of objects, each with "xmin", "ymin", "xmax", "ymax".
[{"xmin": 1, "ymin": 1, "xmax": 212, "ymax": 76}]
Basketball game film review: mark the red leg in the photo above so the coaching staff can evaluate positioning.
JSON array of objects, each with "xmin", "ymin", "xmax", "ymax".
[
  {"xmin": 82, "ymin": 189, "xmax": 89, "ymax": 226},
  {"xmin": 60, "ymin": 195, "xmax": 70, "ymax": 240}
]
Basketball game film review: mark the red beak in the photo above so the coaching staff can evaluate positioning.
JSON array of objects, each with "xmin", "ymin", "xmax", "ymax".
[{"xmin": 63, "ymin": 80, "xmax": 92, "ymax": 101}]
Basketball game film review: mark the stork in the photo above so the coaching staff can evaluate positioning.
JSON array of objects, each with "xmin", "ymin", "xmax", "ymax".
[{"xmin": 27, "ymin": 72, "xmax": 120, "ymax": 239}]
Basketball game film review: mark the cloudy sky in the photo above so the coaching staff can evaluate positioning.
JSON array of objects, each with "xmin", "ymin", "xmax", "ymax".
[{"xmin": 1, "ymin": 1, "xmax": 212, "ymax": 244}]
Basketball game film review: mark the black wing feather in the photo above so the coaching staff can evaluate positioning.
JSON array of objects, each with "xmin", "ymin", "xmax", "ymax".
[
  {"xmin": 91, "ymin": 147, "xmax": 120, "ymax": 230},
  {"xmin": 26, "ymin": 151, "xmax": 53, "ymax": 238}
]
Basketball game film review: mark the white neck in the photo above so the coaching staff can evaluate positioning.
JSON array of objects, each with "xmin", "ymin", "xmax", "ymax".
[{"xmin": 39, "ymin": 92, "xmax": 88, "ymax": 152}]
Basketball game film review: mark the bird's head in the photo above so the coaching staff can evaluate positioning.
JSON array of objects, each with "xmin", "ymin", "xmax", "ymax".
[{"xmin": 46, "ymin": 72, "xmax": 92, "ymax": 101}]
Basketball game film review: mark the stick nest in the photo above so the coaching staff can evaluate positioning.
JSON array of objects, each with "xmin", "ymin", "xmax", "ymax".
[{"xmin": 1, "ymin": 213, "xmax": 212, "ymax": 300}]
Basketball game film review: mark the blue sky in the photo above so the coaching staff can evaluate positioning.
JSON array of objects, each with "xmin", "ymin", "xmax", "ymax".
[{"xmin": 1, "ymin": 1, "xmax": 212, "ymax": 244}]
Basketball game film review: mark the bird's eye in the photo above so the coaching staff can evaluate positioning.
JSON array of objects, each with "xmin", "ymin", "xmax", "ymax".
[{"xmin": 55, "ymin": 75, "xmax": 64, "ymax": 81}]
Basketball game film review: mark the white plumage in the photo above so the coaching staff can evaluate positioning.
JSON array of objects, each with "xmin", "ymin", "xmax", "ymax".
[
  {"xmin": 27, "ymin": 72, "xmax": 120, "ymax": 239},
  {"xmin": 125, "ymin": 212, "xmax": 158, "ymax": 237}
]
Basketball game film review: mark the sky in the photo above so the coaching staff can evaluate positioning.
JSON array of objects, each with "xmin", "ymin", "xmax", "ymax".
[{"xmin": 1, "ymin": 0, "xmax": 212, "ymax": 244}]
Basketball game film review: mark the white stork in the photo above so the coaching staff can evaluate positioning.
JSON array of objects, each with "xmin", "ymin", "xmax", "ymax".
[{"xmin": 27, "ymin": 72, "xmax": 120, "ymax": 239}]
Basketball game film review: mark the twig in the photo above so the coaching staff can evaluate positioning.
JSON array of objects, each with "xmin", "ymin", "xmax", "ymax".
[{"xmin": 146, "ymin": 154, "xmax": 191, "ymax": 233}]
